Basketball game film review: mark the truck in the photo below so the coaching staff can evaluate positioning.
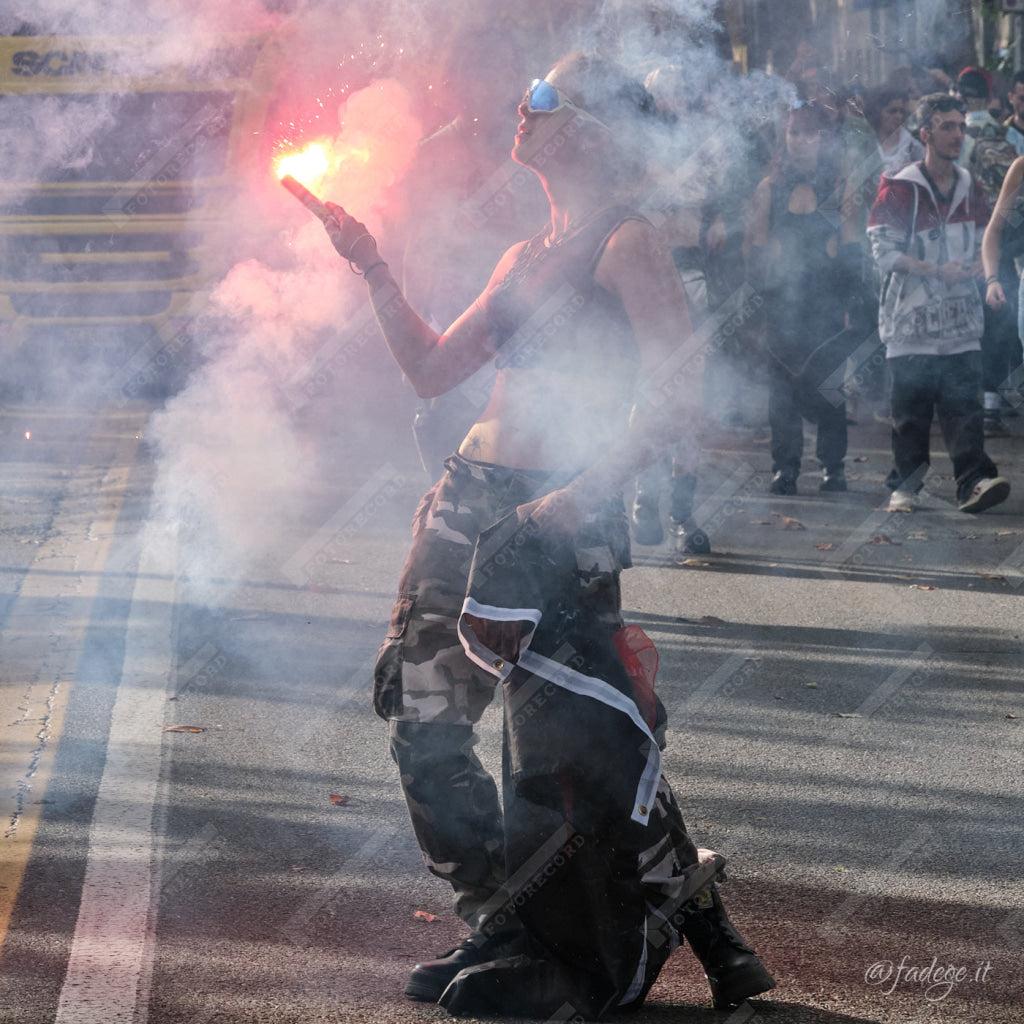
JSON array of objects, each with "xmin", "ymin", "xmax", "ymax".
[{"xmin": 0, "ymin": 32, "xmax": 276, "ymax": 394}]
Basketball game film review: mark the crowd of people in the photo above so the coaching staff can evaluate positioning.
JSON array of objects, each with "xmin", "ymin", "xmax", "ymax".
[
  {"xmin": 627, "ymin": 55, "xmax": 1021, "ymax": 547},
  {"xmin": 395, "ymin": 44, "xmax": 1022, "ymax": 558},
  {"xmin": 312, "ymin": 36, "xmax": 1020, "ymax": 1021}
]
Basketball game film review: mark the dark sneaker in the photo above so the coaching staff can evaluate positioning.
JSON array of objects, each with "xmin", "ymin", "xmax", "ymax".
[
  {"xmin": 405, "ymin": 932, "xmax": 525, "ymax": 1002},
  {"xmin": 631, "ymin": 500, "xmax": 664, "ymax": 546},
  {"xmin": 670, "ymin": 519, "xmax": 711, "ymax": 555},
  {"xmin": 769, "ymin": 471, "xmax": 797, "ymax": 496},
  {"xmin": 820, "ymin": 469, "xmax": 847, "ymax": 492},
  {"xmin": 959, "ymin": 476, "xmax": 1010, "ymax": 513}
]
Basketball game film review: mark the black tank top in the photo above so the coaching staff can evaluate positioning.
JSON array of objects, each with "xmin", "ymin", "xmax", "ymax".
[
  {"xmin": 483, "ymin": 206, "xmax": 645, "ymax": 388},
  {"xmin": 767, "ymin": 169, "xmax": 841, "ymax": 295}
]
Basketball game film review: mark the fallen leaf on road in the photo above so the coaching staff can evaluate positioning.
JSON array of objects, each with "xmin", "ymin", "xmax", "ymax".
[
  {"xmin": 853, "ymin": 456, "xmax": 868, "ymax": 462},
  {"xmin": 816, "ymin": 542, "xmax": 835, "ymax": 550},
  {"xmin": 997, "ymin": 530, "xmax": 1015, "ymax": 537},
  {"xmin": 806, "ymin": 682, "xmax": 819, "ymax": 689},
  {"xmin": 833, "ymin": 713, "xmax": 862, "ymax": 718},
  {"xmin": 414, "ymin": 911, "xmax": 441, "ymax": 922},
  {"xmin": 1007, "ymin": 714, "xmax": 1018, "ymax": 720},
  {"xmin": 679, "ymin": 558, "xmax": 711, "ymax": 566},
  {"xmin": 909, "ymin": 584, "xmax": 936, "ymax": 590},
  {"xmin": 329, "ymin": 794, "xmax": 352, "ymax": 806},
  {"xmin": 777, "ymin": 516, "xmax": 806, "ymax": 530},
  {"xmin": 977, "ymin": 573, "xmax": 1006, "ymax": 580},
  {"xmin": 164, "ymin": 725, "xmax": 205, "ymax": 733},
  {"xmin": 868, "ymin": 534, "xmax": 901, "ymax": 545},
  {"xmin": 698, "ymin": 615, "xmax": 727, "ymax": 625}
]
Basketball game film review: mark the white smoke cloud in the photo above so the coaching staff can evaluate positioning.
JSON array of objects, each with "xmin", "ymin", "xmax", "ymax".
[{"xmin": 5, "ymin": 0, "xmax": 985, "ymax": 600}]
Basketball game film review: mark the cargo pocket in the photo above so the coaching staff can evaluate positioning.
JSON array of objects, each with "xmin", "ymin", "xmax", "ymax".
[{"xmin": 372, "ymin": 593, "xmax": 415, "ymax": 720}]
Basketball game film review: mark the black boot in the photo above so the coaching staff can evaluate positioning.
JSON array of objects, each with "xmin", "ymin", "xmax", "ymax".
[
  {"xmin": 678, "ymin": 884, "xmax": 775, "ymax": 1009},
  {"xmin": 405, "ymin": 931, "xmax": 527, "ymax": 1002},
  {"xmin": 439, "ymin": 953, "xmax": 607, "ymax": 1019},
  {"xmin": 631, "ymin": 493, "xmax": 664, "ymax": 546},
  {"xmin": 668, "ymin": 474, "xmax": 698, "ymax": 524}
]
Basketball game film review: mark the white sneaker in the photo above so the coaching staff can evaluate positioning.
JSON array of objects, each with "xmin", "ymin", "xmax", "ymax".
[
  {"xmin": 959, "ymin": 476, "xmax": 1010, "ymax": 513},
  {"xmin": 888, "ymin": 489, "xmax": 917, "ymax": 513}
]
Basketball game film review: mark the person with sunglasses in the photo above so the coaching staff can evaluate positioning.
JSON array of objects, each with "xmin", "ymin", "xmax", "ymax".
[{"xmin": 318, "ymin": 51, "xmax": 774, "ymax": 1018}]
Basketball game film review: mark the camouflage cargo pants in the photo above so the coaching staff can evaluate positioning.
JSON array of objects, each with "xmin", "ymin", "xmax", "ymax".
[
  {"xmin": 373, "ymin": 454, "xmax": 702, "ymax": 956},
  {"xmin": 373, "ymin": 454, "xmax": 629, "ymax": 929}
]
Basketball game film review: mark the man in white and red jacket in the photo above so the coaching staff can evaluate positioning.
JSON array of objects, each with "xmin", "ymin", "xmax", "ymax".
[{"xmin": 868, "ymin": 92, "xmax": 1010, "ymax": 513}]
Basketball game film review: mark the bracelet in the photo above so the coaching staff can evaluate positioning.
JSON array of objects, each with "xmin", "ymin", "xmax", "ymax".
[
  {"xmin": 985, "ymin": 275, "xmax": 999, "ymax": 286},
  {"xmin": 359, "ymin": 260, "xmax": 388, "ymax": 278},
  {"xmin": 344, "ymin": 232, "xmax": 376, "ymax": 274},
  {"xmin": 344, "ymin": 232, "xmax": 374, "ymax": 261}
]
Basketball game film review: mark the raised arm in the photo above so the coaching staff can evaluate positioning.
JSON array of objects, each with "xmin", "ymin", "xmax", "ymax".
[{"xmin": 322, "ymin": 203, "xmax": 521, "ymax": 398}]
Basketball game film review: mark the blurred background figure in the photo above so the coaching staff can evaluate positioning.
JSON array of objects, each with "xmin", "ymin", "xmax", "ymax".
[
  {"xmin": 1002, "ymin": 70, "xmax": 1024, "ymax": 155},
  {"xmin": 957, "ymin": 65, "xmax": 1019, "ymax": 437},
  {"xmin": 982, "ymin": 152, "xmax": 1024, "ymax": 425},
  {"xmin": 629, "ymin": 63, "xmax": 714, "ymax": 555},
  {"xmin": 747, "ymin": 100, "xmax": 859, "ymax": 496},
  {"xmin": 865, "ymin": 85, "xmax": 925, "ymax": 179}
]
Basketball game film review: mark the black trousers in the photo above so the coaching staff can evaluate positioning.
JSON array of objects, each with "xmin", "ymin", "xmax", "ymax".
[
  {"xmin": 767, "ymin": 360, "xmax": 848, "ymax": 477},
  {"xmin": 885, "ymin": 351, "xmax": 998, "ymax": 503}
]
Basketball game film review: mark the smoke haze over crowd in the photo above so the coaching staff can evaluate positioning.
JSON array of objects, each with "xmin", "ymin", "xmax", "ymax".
[{"xmin": 0, "ymin": 0, "xmax": 1004, "ymax": 596}]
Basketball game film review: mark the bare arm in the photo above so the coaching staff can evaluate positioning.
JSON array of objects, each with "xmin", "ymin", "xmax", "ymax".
[
  {"xmin": 982, "ymin": 155, "xmax": 1024, "ymax": 308},
  {"xmin": 322, "ymin": 202, "xmax": 520, "ymax": 398}
]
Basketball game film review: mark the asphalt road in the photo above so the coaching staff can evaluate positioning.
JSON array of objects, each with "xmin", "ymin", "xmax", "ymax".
[{"xmin": 1, "ymin": 386, "xmax": 1022, "ymax": 1024}]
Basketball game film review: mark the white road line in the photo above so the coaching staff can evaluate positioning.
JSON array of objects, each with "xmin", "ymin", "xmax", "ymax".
[{"xmin": 55, "ymin": 520, "xmax": 177, "ymax": 1024}]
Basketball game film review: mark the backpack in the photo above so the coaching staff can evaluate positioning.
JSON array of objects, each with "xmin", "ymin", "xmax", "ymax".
[{"xmin": 965, "ymin": 119, "xmax": 1017, "ymax": 208}]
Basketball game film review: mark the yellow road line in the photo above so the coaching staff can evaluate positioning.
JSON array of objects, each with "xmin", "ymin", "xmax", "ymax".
[{"xmin": 0, "ymin": 403, "xmax": 146, "ymax": 949}]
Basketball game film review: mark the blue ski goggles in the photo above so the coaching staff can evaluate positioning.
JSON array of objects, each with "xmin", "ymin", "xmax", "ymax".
[{"xmin": 523, "ymin": 78, "xmax": 611, "ymax": 131}]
